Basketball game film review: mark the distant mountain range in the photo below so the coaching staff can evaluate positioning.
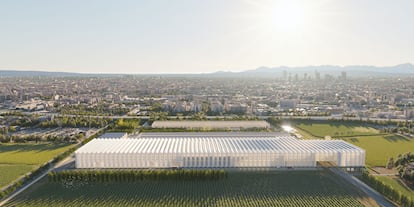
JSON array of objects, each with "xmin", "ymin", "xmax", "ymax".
[
  {"xmin": 1, "ymin": 63, "xmax": 414, "ymax": 77},
  {"xmin": 212, "ymin": 63, "xmax": 414, "ymax": 77},
  {"xmin": 0, "ymin": 70, "xmax": 122, "ymax": 77}
]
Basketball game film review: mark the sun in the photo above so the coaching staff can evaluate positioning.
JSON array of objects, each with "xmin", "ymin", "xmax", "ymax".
[
  {"xmin": 270, "ymin": 1, "xmax": 306, "ymax": 32},
  {"xmin": 235, "ymin": 0, "xmax": 329, "ymax": 43}
]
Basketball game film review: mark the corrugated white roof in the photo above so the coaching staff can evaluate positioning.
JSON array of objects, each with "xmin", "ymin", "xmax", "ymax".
[
  {"xmin": 151, "ymin": 121, "xmax": 270, "ymax": 129},
  {"xmin": 76, "ymin": 132, "xmax": 364, "ymax": 154}
]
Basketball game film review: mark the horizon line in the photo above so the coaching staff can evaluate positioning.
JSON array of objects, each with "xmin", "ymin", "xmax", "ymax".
[{"xmin": 0, "ymin": 63, "xmax": 413, "ymax": 75}]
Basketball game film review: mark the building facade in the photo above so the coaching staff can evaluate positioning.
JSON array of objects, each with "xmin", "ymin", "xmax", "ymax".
[{"xmin": 75, "ymin": 132, "xmax": 365, "ymax": 169}]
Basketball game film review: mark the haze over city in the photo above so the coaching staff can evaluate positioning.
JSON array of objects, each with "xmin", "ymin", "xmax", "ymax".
[{"xmin": 1, "ymin": 0, "xmax": 413, "ymax": 74}]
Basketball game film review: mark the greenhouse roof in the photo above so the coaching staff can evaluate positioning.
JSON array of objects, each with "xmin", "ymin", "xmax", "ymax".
[
  {"xmin": 151, "ymin": 121, "xmax": 270, "ymax": 129},
  {"xmin": 76, "ymin": 132, "xmax": 364, "ymax": 154}
]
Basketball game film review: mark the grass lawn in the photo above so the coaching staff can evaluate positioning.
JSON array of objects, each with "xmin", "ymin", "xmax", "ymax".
[
  {"xmin": 374, "ymin": 176, "xmax": 414, "ymax": 201},
  {"xmin": 0, "ymin": 164, "xmax": 34, "ymax": 189},
  {"xmin": 7, "ymin": 170, "xmax": 365, "ymax": 207},
  {"xmin": 294, "ymin": 120, "xmax": 380, "ymax": 138},
  {"xmin": 0, "ymin": 143, "xmax": 74, "ymax": 189},
  {"xmin": 343, "ymin": 135, "xmax": 414, "ymax": 167}
]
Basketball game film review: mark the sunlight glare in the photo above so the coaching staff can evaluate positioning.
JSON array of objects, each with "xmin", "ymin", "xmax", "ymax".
[
  {"xmin": 282, "ymin": 125, "xmax": 295, "ymax": 133},
  {"xmin": 270, "ymin": 1, "xmax": 307, "ymax": 32}
]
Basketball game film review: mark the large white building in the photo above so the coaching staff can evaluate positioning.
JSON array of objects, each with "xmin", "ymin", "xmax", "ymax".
[{"xmin": 75, "ymin": 132, "xmax": 365, "ymax": 169}]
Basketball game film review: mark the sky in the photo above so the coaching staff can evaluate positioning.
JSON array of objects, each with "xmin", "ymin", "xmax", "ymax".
[{"xmin": 0, "ymin": 0, "xmax": 413, "ymax": 74}]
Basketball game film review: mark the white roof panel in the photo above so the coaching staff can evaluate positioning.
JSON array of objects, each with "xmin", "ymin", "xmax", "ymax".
[{"xmin": 76, "ymin": 132, "xmax": 364, "ymax": 155}]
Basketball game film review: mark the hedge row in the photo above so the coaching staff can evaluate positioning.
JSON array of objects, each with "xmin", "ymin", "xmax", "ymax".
[
  {"xmin": 49, "ymin": 169, "xmax": 228, "ymax": 182},
  {"xmin": 361, "ymin": 171, "xmax": 414, "ymax": 207}
]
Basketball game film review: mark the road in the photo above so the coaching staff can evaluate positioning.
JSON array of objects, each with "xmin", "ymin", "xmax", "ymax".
[{"xmin": 329, "ymin": 168, "xmax": 395, "ymax": 207}]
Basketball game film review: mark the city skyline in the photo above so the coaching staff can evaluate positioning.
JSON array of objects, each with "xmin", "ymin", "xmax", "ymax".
[{"xmin": 1, "ymin": 0, "xmax": 414, "ymax": 74}]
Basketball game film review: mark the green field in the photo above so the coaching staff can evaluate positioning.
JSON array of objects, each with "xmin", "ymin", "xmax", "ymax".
[
  {"xmin": 343, "ymin": 135, "xmax": 414, "ymax": 167},
  {"xmin": 293, "ymin": 120, "xmax": 414, "ymax": 167},
  {"xmin": 0, "ymin": 143, "xmax": 74, "ymax": 189},
  {"xmin": 7, "ymin": 170, "xmax": 365, "ymax": 207},
  {"xmin": 374, "ymin": 176, "xmax": 414, "ymax": 201},
  {"xmin": 294, "ymin": 121, "xmax": 380, "ymax": 138},
  {"xmin": 0, "ymin": 164, "xmax": 33, "ymax": 189}
]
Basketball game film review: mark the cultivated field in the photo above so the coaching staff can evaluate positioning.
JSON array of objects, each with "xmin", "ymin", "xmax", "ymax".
[
  {"xmin": 7, "ymin": 170, "xmax": 365, "ymax": 207},
  {"xmin": 294, "ymin": 121, "xmax": 380, "ymax": 138},
  {"xmin": 343, "ymin": 135, "xmax": 414, "ymax": 167},
  {"xmin": 0, "ymin": 143, "xmax": 74, "ymax": 189}
]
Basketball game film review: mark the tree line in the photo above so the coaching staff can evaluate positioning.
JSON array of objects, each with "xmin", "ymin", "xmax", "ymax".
[
  {"xmin": 58, "ymin": 104, "xmax": 129, "ymax": 116},
  {"xmin": 48, "ymin": 169, "xmax": 228, "ymax": 182},
  {"xmin": 361, "ymin": 171, "xmax": 414, "ymax": 207},
  {"xmin": 39, "ymin": 116, "xmax": 111, "ymax": 128}
]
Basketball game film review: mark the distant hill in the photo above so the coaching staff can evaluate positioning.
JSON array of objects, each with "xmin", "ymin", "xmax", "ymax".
[
  {"xmin": 1, "ymin": 63, "xmax": 414, "ymax": 77},
  {"xmin": 0, "ymin": 70, "xmax": 126, "ymax": 77},
  {"xmin": 0, "ymin": 70, "xmax": 83, "ymax": 77},
  {"xmin": 212, "ymin": 63, "xmax": 414, "ymax": 77}
]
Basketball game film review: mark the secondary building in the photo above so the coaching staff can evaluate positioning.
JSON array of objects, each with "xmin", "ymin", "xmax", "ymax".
[
  {"xmin": 151, "ymin": 121, "xmax": 270, "ymax": 130},
  {"xmin": 75, "ymin": 132, "xmax": 365, "ymax": 169}
]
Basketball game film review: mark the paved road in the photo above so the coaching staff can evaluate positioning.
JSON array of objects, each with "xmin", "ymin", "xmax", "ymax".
[{"xmin": 329, "ymin": 168, "xmax": 395, "ymax": 207}]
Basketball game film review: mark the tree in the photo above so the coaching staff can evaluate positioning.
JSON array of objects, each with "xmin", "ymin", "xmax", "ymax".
[{"xmin": 386, "ymin": 157, "xmax": 394, "ymax": 169}]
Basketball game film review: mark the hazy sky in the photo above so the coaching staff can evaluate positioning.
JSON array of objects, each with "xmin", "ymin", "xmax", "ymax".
[{"xmin": 0, "ymin": 0, "xmax": 413, "ymax": 74}]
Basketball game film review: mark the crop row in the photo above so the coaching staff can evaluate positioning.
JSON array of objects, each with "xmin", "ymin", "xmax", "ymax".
[{"xmin": 8, "ymin": 171, "xmax": 364, "ymax": 207}]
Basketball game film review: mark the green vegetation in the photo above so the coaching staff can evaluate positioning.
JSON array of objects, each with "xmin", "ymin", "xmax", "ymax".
[
  {"xmin": 0, "ymin": 143, "xmax": 74, "ymax": 189},
  {"xmin": 8, "ymin": 170, "xmax": 364, "ymax": 207},
  {"xmin": 292, "ymin": 120, "xmax": 414, "ymax": 206},
  {"xmin": 343, "ymin": 135, "xmax": 414, "ymax": 167},
  {"xmin": 361, "ymin": 172, "xmax": 414, "ymax": 207},
  {"xmin": 294, "ymin": 120, "xmax": 380, "ymax": 138},
  {"xmin": 292, "ymin": 120, "xmax": 414, "ymax": 167},
  {"xmin": 375, "ymin": 176, "xmax": 414, "ymax": 202},
  {"xmin": 0, "ymin": 164, "xmax": 33, "ymax": 189},
  {"xmin": 386, "ymin": 152, "xmax": 414, "ymax": 182},
  {"xmin": 0, "ymin": 112, "xmax": 40, "ymax": 129},
  {"xmin": 0, "ymin": 129, "xmax": 103, "ymax": 199},
  {"xmin": 58, "ymin": 104, "xmax": 129, "ymax": 116},
  {"xmin": 109, "ymin": 118, "xmax": 140, "ymax": 133},
  {"xmin": 48, "ymin": 169, "xmax": 227, "ymax": 182},
  {"xmin": 39, "ymin": 116, "xmax": 111, "ymax": 128},
  {"xmin": 0, "ymin": 143, "xmax": 74, "ymax": 165}
]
